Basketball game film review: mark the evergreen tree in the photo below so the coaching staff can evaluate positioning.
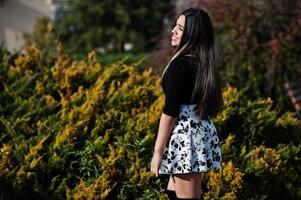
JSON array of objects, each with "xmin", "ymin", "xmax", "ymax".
[{"xmin": 55, "ymin": 0, "xmax": 174, "ymax": 53}]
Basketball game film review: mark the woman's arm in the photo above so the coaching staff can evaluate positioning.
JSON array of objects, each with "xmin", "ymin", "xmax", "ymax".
[
  {"xmin": 151, "ymin": 59, "xmax": 185, "ymax": 176},
  {"xmin": 154, "ymin": 113, "xmax": 177, "ymax": 155},
  {"xmin": 151, "ymin": 113, "xmax": 177, "ymax": 177}
]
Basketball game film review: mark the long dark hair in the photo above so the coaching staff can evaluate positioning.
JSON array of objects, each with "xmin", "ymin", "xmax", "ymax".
[{"xmin": 162, "ymin": 8, "xmax": 223, "ymax": 118}]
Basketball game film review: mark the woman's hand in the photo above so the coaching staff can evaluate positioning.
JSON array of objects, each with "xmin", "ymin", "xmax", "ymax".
[{"xmin": 151, "ymin": 152, "xmax": 162, "ymax": 177}]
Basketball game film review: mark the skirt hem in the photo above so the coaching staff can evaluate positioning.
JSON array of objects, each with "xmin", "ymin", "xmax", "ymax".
[{"xmin": 158, "ymin": 166, "xmax": 222, "ymax": 175}]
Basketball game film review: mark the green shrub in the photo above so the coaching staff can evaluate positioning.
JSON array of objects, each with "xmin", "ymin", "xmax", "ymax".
[{"xmin": 0, "ymin": 44, "xmax": 300, "ymax": 199}]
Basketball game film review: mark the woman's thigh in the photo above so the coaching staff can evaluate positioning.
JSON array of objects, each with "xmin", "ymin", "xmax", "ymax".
[
  {"xmin": 173, "ymin": 172, "xmax": 202, "ymax": 198},
  {"xmin": 167, "ymin": 175, "xmax": 175, "ymax": 190}
]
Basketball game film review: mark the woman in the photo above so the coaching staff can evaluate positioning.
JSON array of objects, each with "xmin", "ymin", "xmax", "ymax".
[{"xmin": 151, "ymin": 8, "xmax": 223, "ymax": 200}]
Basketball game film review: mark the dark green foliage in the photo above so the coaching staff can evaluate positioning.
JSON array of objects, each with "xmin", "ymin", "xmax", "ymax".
[{"xmin": 54, "ymin": 0, "xmax": 174, "ymax": 53}]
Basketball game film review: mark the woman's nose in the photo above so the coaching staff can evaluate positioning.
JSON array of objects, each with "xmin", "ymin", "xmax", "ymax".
[{"xmin": 172, "ymin": 27, "xmax": 176, "ymax": 34}]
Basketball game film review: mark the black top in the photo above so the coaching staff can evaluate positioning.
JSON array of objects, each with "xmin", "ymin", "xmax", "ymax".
[{"xmin": 162, "ymin": 56, "xmax": 198, "ymax": 117}]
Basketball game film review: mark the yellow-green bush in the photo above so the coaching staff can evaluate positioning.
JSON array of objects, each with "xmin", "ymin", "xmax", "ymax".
[
  {"xmin": 0, "ymin": 43, "xmax": 301, "ymax": 199},
  {"xmin": 203, "ymin": 160, "xmax": 244, "ymax": 200}
]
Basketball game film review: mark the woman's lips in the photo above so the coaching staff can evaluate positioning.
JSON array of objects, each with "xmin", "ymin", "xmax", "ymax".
[{"xmin": 172, "ymin": 35, "xmax": 177, "ymax": 40}]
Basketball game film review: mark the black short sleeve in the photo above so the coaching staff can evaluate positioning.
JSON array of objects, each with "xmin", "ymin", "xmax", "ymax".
[{"xmin": 162, "ymin": 59, "xmax": 187, "ymax": 117}]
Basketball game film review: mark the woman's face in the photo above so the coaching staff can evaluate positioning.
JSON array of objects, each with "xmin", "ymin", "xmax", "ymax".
[{"xmin": 171, "ymin": 15, "xmax": 185, "ymax": 47}]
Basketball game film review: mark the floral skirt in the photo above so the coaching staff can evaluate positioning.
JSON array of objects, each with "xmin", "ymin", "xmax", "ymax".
[{"xmin": 159, "ymin": 104, "xmax": 222, "ymax": 174}]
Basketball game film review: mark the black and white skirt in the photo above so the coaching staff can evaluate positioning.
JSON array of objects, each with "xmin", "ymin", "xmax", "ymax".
[{"xmin": 159, "ymin": 104, "xmax": 222, "ymax": 174}]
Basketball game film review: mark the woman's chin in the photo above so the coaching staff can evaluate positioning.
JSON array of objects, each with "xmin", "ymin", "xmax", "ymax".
[{"xmin": 171, "ymin": 41, "xmax": 179, "ymax": 47}]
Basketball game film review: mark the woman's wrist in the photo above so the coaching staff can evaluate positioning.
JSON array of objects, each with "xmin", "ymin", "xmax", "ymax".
[{"xmin": 153, "ymin": 149, "xmax": 163, "ymax": 156}]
